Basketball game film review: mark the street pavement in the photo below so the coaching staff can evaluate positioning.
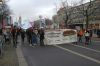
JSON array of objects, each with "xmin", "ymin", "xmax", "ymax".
[
  {"xmin": 20, "ymin": 38, "xmax": 100, "ymax": 66},
  {"xmin": 77, "ymin": 37, "xmax": 100, "ymax": 51},
  {"xmin": 0, "ymin": 40, "xmax": 19, "ymax": 66}
]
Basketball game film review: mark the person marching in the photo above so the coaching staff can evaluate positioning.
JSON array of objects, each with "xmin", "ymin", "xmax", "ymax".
[
  {"xmin": 38, "ymin": 27, "xmax": 45, "ymax": 46},
  {"xmin": 31, "ymin": 29, "xmax": 37, "ymax": 46},
  {"xmin": 89, "ymin": 29, "xmax": 93, "ymax": 43},
  {"xmin": 84, "ymin": 30, "xmax": 90, "ymax": 45},
  {"xmin": 26, "ymin": 28, "xmax": 32, "ymax": 45},
  {"xmin": 11, "ymin": 26, "xmax": 18, "ymax": 48},
  {"xmin": 20, "ymin": 29, "xmax": 25, "ymax": 43},
  {"xmin": 78, "ymin": 29, "xmax": 84, "ymax": 43}
]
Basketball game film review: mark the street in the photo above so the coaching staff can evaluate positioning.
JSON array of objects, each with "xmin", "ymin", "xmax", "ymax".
[
  {"xmin": 19, "ymin": 39, "xmax": 100, "ymax": 66},
  {"xmin": 0, "ymin": 0, "xmax": 100, "ymax": 66}
]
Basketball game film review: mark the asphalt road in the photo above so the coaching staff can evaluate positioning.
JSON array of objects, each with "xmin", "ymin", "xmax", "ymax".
[{"xmin": 21, "ymin": 40, "xmax": 100, "ymax": 66}]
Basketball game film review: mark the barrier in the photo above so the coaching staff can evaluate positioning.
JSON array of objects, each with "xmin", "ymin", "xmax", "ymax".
[{"xmin": 44, "ymin": 29, "xmax": 77, "ymax": 45}]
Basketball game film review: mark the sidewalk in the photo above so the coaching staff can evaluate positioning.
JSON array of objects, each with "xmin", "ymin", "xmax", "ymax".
[
  {"xmin": 0, "ymin": 42, "xmax": 19, "ymax": 66},
  {"xmin": 16, "ymin": 37, "xmax": 28, "ymax": 66}
]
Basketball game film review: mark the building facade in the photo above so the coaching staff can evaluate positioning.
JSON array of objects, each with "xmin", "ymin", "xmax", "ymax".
[
  {"xmin": 0, "ymin": 0, "xmax": 11, "ymax": 29},
  {"xmin": 53, "ymin": 0, "xmax": 100, "ymax": 30}
]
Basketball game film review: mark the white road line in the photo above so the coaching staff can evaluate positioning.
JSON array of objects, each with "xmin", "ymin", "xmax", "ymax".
[
  {"xmin": 69, "ymin": 44, "xmax": 100, "ymax": 53},
  {"xmin": 54, "ymin": 45, "xmax": 100, "ymax": 64},
  {"xmin": 16, "ymin": 46, "xmax": 28, "ymax": 66}
]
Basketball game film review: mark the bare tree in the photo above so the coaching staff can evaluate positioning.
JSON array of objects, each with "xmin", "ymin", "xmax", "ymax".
[
  {"xmin": 45, "ymin": 18, "xmax": 52, "ymax": 26},
  {"xmin": 61, "ymin": 0, "xmax": 75, "ymax": 28},
  {"xmin": 61, "ymin": 0, "xmax": 69, "ymax": 28},
  {"xmin": 76, "ymin": 0, "xmax": 97, "ymax": 29}
]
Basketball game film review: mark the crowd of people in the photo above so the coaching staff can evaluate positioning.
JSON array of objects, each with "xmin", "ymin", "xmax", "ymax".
[
  {"xmin": 77, "ymin": 28, "xmax": 93, "ymax": 45},
  {"xmin": 0, "ymin": 25, "xmax": 96, "ymax": 48},
  {"xmin": 26, "ymin": 27, "xmax": 45, "ymax": 46},
  {"xmin": 1, "ymin": 26, "xmax": 45, "ymax": 48}
]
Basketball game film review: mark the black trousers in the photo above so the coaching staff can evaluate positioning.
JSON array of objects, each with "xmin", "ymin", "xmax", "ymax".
[
  {"xmin": 85, "ymin": 36, "xmax": 90, "ymax": 45},
  {"xmin": 21, "ymin": 37, "xmax": 25, "ymax": 42},
  {"xmin": 28, "ymin": 37, "xmax": 32, "ymax": 44},
  {"xmin": 78, "ymin": 36, "xmax": 82, "ymax": 42},
  {"xmin": 13, "ymin": 38, "xmax": 17, "ymax": 48},
  {"xmin": 40, "ymin": 39, "xmax": 44, "ymax": 46}
]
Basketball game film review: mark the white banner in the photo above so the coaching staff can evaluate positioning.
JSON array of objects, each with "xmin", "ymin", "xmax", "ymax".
[
  {"xmin": 45, "ymin": 30, "xmax": 62, "ymax": 45},
  {"xmin": 44, "ymin": 29, "xmax": 77, "ymax": 45}
]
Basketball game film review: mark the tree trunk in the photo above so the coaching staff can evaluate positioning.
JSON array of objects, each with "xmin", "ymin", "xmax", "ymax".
[
  {"xmin": 65, "ymin": 13, "xmax": 68, "ymax": 28},
  {"xmin": 86, "ymin": 10, "xmax": 89, "ymax": 30}
]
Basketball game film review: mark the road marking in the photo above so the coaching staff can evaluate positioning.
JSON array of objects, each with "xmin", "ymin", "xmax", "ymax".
[
  {"xmin": 16, "ymin": 46, "xmax": 28, "ymax": 66},
  {"xmin": 54, "ymin": 45, "xmax": 100, "ymax": 64},
  {"xmin": 69, "ymin": 44, "xmax": 100, "ymax": 53}
]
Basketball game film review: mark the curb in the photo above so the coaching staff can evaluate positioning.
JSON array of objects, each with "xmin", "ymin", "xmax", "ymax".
[{"xmin": 16, "ymin": 43, "xmax": 28, "ymax": 66}]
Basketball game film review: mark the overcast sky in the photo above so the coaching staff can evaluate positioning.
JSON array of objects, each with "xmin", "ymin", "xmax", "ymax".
[{"xmin": 7, "ymin": 0, "xmax": 89, "ymax": 21}]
